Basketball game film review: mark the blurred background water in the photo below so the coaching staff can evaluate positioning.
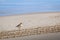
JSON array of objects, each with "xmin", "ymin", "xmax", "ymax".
[{"xmin": 0, "ymin": 0, "xmax": 60, "ymax": 16}]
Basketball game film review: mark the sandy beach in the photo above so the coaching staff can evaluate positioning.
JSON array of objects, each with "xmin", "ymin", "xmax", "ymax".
[
  {"xmin": 0, "ymin": 32, "xmax": 60, "ymax": 40},
  {"xmin": 0, "ymin": 12, "xmax": 60, "ymax": 32},
  {"xmin": 0, "ymin": 12, "xmax": 60, "ymax": 40}
]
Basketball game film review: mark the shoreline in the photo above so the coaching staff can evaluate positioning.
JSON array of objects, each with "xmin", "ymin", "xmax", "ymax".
[{"xmin": 0, "ymin": 12, "xmax": 60, "ymax": 17}]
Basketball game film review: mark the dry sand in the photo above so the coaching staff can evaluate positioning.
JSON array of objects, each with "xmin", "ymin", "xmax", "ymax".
[{"xmin": 0, "ymin": 12, "xmax": 60, "ymax": 31}]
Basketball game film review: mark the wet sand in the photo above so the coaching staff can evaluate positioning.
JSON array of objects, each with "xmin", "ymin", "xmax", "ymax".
[{"xmin": 0, "ymin": 32, "xmax": 60, "ymax": 40}]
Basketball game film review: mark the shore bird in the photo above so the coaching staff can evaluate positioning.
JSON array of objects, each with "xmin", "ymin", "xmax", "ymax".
[{"xmin": 16, "ymin": 23, "xmax": 22, "ymax": 30}]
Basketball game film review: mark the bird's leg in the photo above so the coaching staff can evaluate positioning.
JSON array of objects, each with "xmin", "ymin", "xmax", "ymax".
[{"xmin": 19, "ymin": 27, "xmax": 20, "ymax": 31}]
